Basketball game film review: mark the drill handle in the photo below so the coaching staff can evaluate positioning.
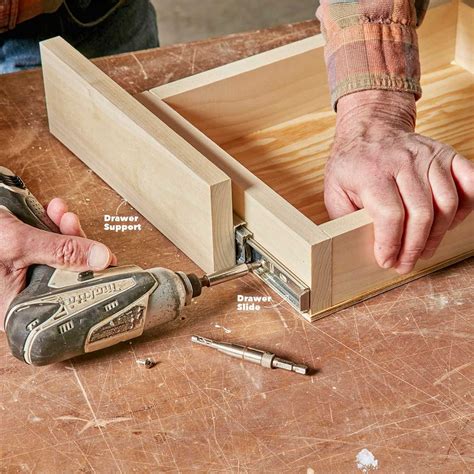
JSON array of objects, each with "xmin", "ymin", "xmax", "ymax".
[
  {"xmin": 0, "ymin": 166, "xmax": 59, "ymax": 233},
  {"xmin": 0, "ymin": 165, "xmax": 59, "ymax": 298},
  {"xmin": 1, "ymin": 167, "xmax": 62, "ymax": 362},
  {"xmin": 0, "ymin": 167, "xmax": 60, "ymax": 299}
]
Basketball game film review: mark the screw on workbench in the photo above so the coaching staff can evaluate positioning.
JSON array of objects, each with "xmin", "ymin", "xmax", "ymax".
[{"xmin": 136, "ymin": 358, "xmax": 156, "ymax": 369}]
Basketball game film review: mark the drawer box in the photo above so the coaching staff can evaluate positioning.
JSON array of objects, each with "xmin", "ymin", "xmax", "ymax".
[{"xmin": 40, "ymin": 0, "xmax": 473, "ymax": 321}]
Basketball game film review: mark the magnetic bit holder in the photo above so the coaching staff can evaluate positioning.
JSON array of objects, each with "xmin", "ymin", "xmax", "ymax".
[{"xmin": 191, "ymin": 335, "xmax": 308, "ymax": 375}]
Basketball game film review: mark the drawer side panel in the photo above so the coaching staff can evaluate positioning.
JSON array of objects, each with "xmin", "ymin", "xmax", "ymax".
[
  {"xmin": 321, "ymin": 211, "xmax": 474, "ymax": 307},
  {"xmin": 40, "ymin": 37, "xmax": 235, "ymax": 273}
]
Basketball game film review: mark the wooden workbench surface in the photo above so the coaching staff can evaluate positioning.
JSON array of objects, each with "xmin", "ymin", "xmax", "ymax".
[{"xmin": 1, "ymin": 20, "xmax": 473, "ymax": 473}]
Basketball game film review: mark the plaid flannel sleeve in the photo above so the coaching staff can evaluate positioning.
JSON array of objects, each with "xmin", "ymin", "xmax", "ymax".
[
  {"xmin": 0, "ymin": 0, "xmax": 62, "ymax": 32},
  {"xmin": 316, "ymin": 0, "xmax": 431, "ymax": 109},
  {"xmin": 0, "ymin": 0, "xmax": 19, "ymax": 31}
]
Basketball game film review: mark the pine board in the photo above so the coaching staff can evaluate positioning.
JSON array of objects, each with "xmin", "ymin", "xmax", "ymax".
[{"xmin": 222, "ymin": 64, "xmax": 474, "ymax": 226}]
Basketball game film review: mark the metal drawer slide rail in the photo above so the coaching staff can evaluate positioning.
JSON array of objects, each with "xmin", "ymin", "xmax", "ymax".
[{"xmin": 235, "ymin": 224, "xmax": 310, "ymax": 313}]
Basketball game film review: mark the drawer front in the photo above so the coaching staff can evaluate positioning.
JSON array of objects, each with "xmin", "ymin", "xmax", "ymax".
[
  {"xmin": 143, "ymin": 0, "xmax": 473, "ymax": 319},
  {"xmin": 137, "ymin": 90, "xmax": 333, "ymax": 315},
  {"xmin": 40, "ymin": 37, "xmax": 235, "ymax": 273}
]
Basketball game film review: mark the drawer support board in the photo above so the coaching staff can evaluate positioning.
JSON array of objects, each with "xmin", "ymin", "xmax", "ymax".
[{"xmin": 40, "ymin": 0, "xmax": 474, "ymax": 322}]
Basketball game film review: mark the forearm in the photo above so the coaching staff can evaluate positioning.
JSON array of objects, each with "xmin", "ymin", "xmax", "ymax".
[
  {"xmin": 320, "ymin": 1, "xmax": 474, "ymax": 274},
  {"xmin": 316, "ymin": 0, "xmax": 431, "ymax": 109},
  {"xmin": 0, "ymin": 0, "xmax": 62, "ymax": 32}
]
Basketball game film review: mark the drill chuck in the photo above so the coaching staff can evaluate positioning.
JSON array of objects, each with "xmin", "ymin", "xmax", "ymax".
[
  {"xmin": 5, "ymin": 263, "xmax": 258, "ymax": 366},
  {"xmin": 1, "ymin": 166, "xmax": 260, "ymax": 366}
]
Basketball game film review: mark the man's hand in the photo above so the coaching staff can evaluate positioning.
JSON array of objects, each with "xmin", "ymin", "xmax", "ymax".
[
  {"xmin": 0, "ymin": 198, "xmax": 116, "ymax": 329},
  {"xmin": 324, "ymin": 90, "xmax": 474, "ymax": 274}
]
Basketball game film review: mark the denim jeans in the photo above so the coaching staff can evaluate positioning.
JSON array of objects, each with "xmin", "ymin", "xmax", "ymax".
[{"xmin": 0, "ymin": 0, "xmax": 159, "ymax": 74}]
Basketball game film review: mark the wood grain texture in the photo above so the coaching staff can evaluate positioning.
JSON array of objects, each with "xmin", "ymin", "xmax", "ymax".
[
  {"xmin": 146, "ymin": 0, "xmax": 473, "ymax": 316},
  {"xmin": 39, "ymin": 1, "xmax": 470, "ymax": 318},
  {"xmin": 319, "ymin": 61, "xmax": 474, "ymax": 306},
  {"xmin": 40, "ymin": 37, "xmax": 235, "ymax": 273},
  {"xmin": 149, "ymin": 1, "xmax": 457, "ymax": 147},
  {"xmin": 455, "ymin": 0, "xmax": 474, "ymax": 73},
  {"xmin": 417, "ymin": 0, "xmax": 458, "ymax": 74},
  {"xmin": 223, "ymin": 63, "xmax": 474, "ymax": 226},
  {"xmin": 151, "ymin": 36, "xmax": 328, "ymax": 145},
  {"xmin": 308, "ymin": 250, "xmax": 474, "ymax": 321},
  {"xmin": 223, "ymin": 63, "xmax": 474, "ymax": 306},
  {"xmin": 137, "ymin": 91, "xmax": 332, "ymax": 313},
  {"xmin": 322, "ymin": 211, "xmax": 474, "ymax": 309},
  {"xmin": 147, "ymin": 0, "xmax": 463, "ymax": 229},
  {"xmin": 148, "ymin": 58, "xmax": 474, "ymax": 314},
  {"xmin": 223, "ymin": 108, "xmax": 334, "ymax": 225},
  {"xmin": 2, "ymin": 23, "xmax": 474, "ymax": 472}
]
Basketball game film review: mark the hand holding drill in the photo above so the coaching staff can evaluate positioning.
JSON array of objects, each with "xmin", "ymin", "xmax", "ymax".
[{"xmin": 0, "ymin": 180, "xmax": 116, "ymax": 330}]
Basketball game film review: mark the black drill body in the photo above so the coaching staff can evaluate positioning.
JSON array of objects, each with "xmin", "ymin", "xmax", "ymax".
[{"xmin": 0, "ymin": 166, "xmax": 209, "ymax": 366}]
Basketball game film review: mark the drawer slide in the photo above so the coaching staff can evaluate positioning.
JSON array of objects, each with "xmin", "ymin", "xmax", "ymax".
[{"xmin": 235, "ymin": 224, "xmax": 310, "ymax": 313}]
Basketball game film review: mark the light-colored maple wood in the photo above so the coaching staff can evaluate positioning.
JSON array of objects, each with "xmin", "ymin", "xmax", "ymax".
[
  {"xmin": 151, "ymin": 36, "xmax": 328, "ymax": 145},
  {"xmin": 41, "ymin": 0, "xmax": 473, "ymax": 320},
  {"xmin": 222, "ymin": 63, "xmax": 474, "ymax": 226},
  {"xmin": 222, "ymin": 108, "xmax": 334, "ymax": 225},
  {"xmin": 317, "ymin": 60, "xmax": 474, "ymax": 310},
  {"xmin": 137, "ymin": 92, "xmax": 332, "ymax": 313},
  {"xmin": 150, "ymin": 1, "xmax": 458, "ymax": 145},
  {"xmin": 417, "ymin": 0, "xmax": 458, "ymax": 74},
  {"xmin": 40, "ymin": 37, "xmax": 235, "ymax": 273},
  {"xmin": 309, "ymin": 249, "xmax": 474, "ymax": 321},
  {"xmin": 455, "ymin": 0, "xmax": 474, "ymax": 73},
  {"xmin": 321, "ymin": 213, "xmax": 474, "ymax": 313},
  {"xmin": 148, "ymin": 0, "xmax": 462, "ymax": 227},
  {"xmin": 148, "ymin": 0, "xmax": 473, "ymax": 318},
  {"xmin": 210, "ymin": 62, "xmax": 474, "ymax": 311}
]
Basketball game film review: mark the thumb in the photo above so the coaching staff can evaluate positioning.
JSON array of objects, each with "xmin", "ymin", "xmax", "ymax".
[{"xmin": 22, "ymin": 227, "xmax": 114, "ymax": 272}]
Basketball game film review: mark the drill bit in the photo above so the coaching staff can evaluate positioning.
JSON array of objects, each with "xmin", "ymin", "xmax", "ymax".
[
  {"xmin": 191, "ymin": 335, "xmax": 308, "ymax": 375},
  {"xmin": 200, "ymin": 262, "xmax": 262, "ymax": 288}
]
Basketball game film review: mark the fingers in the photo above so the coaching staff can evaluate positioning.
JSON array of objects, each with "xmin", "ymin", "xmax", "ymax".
[
  {"xmin": 394, "ymin": 171, "xmax": 434, "ymax": 274},
  {"xmin": 360, "ymin": 179, "xmax": 405, "ymax": 269},
  {"xmin": 422, "ymin": 156, "xmax": 459, "ymax": 259},
  {"xmin": 59, "ymin": 212, "xmax": 87, "ymax": 238},
  {"xmin": 324, "ymin": 127, "xmax": 470, "ymax": 273},
  {"xmin": 47, "ymin": 198, "xmax": 87, "ymax": 238},
  {"xmin": 324, "ymin": 183, "xmax": 359, "ymax": 219},
  {"xmin": 47, "ymin": 198, "xmax": 68, "ymax": 227},
  {"xmin": 20, "ymin": 227, "xmax": 114, "ymax": 272},
  {"xmin": 451, "ymin": 154, "xmax": 474, "ymax": 228}
]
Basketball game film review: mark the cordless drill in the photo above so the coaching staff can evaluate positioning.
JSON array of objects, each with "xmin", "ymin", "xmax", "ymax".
[{"xmin": 0, "ymin": 167, "xmax": 257, "ymax": 366}]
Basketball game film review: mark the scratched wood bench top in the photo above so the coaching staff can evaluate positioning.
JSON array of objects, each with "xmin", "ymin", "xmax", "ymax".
[{"xmin": 0, "ymin": 20, "xmax": 473, "ymax": 473}]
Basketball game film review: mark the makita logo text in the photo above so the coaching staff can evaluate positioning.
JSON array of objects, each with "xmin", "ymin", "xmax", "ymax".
[{"xmin": 64, "ymin": 282, "xmax": 124, "ymax": 309}]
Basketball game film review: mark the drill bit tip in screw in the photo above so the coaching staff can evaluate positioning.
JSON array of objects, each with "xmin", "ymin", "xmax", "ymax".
[{"xmin": 200, "ymin": 262, "xmax": 262, "ymax": 288}]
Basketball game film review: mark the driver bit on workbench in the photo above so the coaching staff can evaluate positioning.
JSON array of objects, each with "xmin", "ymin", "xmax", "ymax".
[{"xmin": 191, "ymin": 335, "xmax": 308, "ymax": 375}]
